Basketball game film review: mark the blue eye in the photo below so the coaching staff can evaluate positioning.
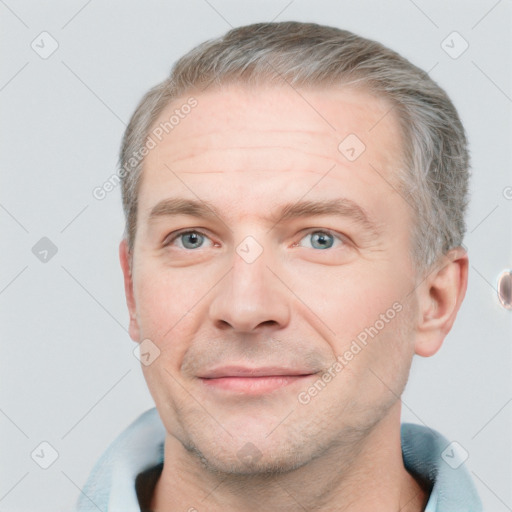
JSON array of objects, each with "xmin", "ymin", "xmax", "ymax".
[
  {"xmin": 299, "ymin": 230, "xmax": 341, "ymax": 250},
  {"xmin": 164, "ymin": 229, "xmax": 343, "ymax": 251},
  {"xmin": 166, "ymin": 230, "xmax": 211, "ymax": 249}
]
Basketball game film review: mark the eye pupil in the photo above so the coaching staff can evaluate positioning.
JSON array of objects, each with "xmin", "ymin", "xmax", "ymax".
[
  {"xmin": 311, "ymin": 231, "xmax": 334, "ymax": 249},
  {"xmin": 183, "ymin": 232, "xmax": 203, "ymax": 249}
]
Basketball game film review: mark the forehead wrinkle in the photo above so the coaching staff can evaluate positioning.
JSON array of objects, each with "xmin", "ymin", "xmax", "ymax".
[
  {"xmin": 148, "ymin": 129, "xmax": 342, "ymax": 166},
  {"xmin": 161, "ymin": 147, "xmax": 343, "ymax": 170},
  {"xmin": 157, "ymin": 127, "xmax": 337, "ymax": 142}
]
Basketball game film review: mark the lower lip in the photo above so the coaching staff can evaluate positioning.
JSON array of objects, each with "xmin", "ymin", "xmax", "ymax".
[{"xmin": 200, "ymin": 375, "xmax": 314, "ymax": 394}]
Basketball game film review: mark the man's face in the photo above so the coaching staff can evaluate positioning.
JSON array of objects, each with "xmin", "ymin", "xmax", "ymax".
[{"xmin": 124, "ymin": 84, "xmax": 420, "ymax": 473}]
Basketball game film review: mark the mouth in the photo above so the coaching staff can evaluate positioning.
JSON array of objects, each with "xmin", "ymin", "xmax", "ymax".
[{"xmin": 198, "ymin": 366, "xmax": 317, "ymax": 394}]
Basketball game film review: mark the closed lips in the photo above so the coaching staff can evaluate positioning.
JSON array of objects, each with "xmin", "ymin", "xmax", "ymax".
[{"xmin": 198, "ymin": 366, "xmax": 317, "ymax": 378}]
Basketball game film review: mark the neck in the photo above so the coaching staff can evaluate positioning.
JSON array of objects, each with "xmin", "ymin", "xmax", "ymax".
[{"xmin": 151, "ymin": 404, "xmax": 429, "ymax": 512}]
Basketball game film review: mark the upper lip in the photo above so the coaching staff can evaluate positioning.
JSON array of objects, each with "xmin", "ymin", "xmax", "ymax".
[{"xmin": 199, "ymin": 366, "xmax": 316, "ymax": 378}]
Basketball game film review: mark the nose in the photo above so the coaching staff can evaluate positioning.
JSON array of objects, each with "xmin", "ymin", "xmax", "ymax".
[{"xmin": 208, "ymin": 240, "xmax": 291, "ymax": 333}]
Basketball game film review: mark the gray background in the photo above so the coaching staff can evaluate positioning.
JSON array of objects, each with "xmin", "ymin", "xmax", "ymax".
[{"xmin": 1, "ymin": 1, "xmax": 511, "ymax": 510}]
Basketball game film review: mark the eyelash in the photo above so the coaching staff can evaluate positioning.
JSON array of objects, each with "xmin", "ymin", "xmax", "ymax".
[
  {"xmin": 163, "ymin": 229, "xmax": 216, "ymax": 249},
  {"xmin": 162, "ymin": 228, "xmax": 346, "ymax": 250}
]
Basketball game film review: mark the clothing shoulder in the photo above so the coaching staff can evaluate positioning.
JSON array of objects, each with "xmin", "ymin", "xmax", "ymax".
[
  {"xmin": 401, "ymin": 423, "xmax": 482, "ymax": 512},
  {"xmin": 75, "ymin": 408, "xmax": 165, "ymax": 512}
]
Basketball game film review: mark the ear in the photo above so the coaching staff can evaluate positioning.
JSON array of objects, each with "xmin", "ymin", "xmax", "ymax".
[
  {"xmin": 413, "ymin": 247, "xmax": 468, "ymax": 357},
  {"xmin": 119, "ymin": 238, "xmax": 140, "ymax": 342}
]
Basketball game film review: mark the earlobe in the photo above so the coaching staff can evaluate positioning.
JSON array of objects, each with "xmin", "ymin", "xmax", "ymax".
[
  {"xmin": 119, "ymin": 238, "xmax": 140, "ymax": 342},
  {"xmin": 414, "ymin": 247, "xmax": 469, "ymax": 357}
]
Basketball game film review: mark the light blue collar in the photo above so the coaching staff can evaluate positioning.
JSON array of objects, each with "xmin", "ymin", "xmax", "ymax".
[
  {"xmin": 401, "ymin": 423, "xmax": 482, "ymax": 511},
  {"xmin": 76, "ymin": 408, "xmax": 482, "ymax": 511}
]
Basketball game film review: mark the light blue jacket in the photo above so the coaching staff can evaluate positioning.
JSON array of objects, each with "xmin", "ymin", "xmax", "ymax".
[{"xmin": 76, "ymin": 408, "xmax": 482, "ymax": 511}]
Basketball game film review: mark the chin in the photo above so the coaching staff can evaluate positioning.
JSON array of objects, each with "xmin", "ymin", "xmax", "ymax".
[{"xmin": 187, "ymin": 440, "xmax": 311, "ymax": 477}]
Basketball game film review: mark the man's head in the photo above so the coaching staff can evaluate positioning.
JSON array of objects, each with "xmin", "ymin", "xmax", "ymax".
[{"xmin": 118, "ymin": 22, "xmax": 469, "ymax": 477}]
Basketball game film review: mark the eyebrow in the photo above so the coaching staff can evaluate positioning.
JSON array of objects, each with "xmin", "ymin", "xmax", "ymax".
[{"xmin": 148, "ymin": 197, "xmax": 380, "ymax": 235}]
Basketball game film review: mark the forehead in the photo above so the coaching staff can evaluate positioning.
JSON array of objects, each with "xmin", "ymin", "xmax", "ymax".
[
  {"xmin": 136, "ymin": 85, "xmax": 406, "ymax": 234},
  {"xmin": 144, "ymin": 84, "xmax": 403, "ymax": 175}
]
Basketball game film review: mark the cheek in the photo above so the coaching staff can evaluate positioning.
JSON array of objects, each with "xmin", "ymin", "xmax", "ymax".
[
  {"xmin": 132, "ymin": 267, "xmax": 199, "ymax": 361},
  {"xmin": 134, "ymin": 264, "xmax": 205, "ymax": 325},
  {"xmin": 301, "ymin": 262, "xmax": 416, "ymax": 390},
  {"xmin": 297, "ymin": 263, "xmax": 410, "ymax": 346}
]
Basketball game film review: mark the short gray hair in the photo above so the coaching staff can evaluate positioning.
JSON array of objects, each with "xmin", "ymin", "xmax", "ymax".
[{"xmin": 119, "ymin": 21, "xmax": 469, "ymax": 272}]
